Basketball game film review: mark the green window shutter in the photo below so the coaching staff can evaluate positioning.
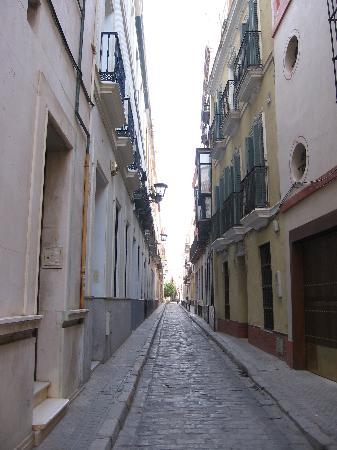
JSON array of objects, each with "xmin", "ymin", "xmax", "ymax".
[
  {"xmin": 240, "ymin": 22, "xmax": 249, "ymax": 42},
  {"xmin": 233, "ymin": 152, "xmax": 241, "ymax": 192},
  {"xmin": 219, "ymin": 176, "xmax": 224, "ymax": 206},
  {"xmin": 248, "ymin": 0, "xmax": 258, "ymax": 31},
  {"xmin": 255, "ymin": 165, "xmax": 267, "ymax": 207},
  {"xmin": 224, "ymin": 168, "xmax": 228, "ymax": 200},
  {"xmin": 253, "ymin": 119, "xmax": 264, "ymax": 166},
  {"xmin": 229, "ymin": 166, "xmax": 234, "ymax": 195},
  {"xmin": 245, "ymin": 136, "xmax": 254, "ymax": 174},
  {"xmin": 215, "ymin": 186, "xmax": 220, "ymax": 212}
]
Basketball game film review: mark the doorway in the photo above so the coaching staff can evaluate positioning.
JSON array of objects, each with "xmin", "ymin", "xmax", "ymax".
[
  {"xmin": 91, "ymin": 168, "xmax": 107, "ymax": 297},
  {"xmin": 35, "ymin": 118, "xmax": 71, "ymax": 385},
  {"xmin": 291, "ymin": 214, "xmax": 337, "ymax": 382}
]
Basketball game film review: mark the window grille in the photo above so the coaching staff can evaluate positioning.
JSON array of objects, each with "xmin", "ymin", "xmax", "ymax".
[
  {"xmin": 224, "ymin": 262, "xmax": 230, "ymax": 320},
  {"xmin": 327, "ymin": 0, "xmax": 337, "ymax": 102},
  {"xmin": 260, "ymin": 243, "xmax": 274, "ymax": 330}
]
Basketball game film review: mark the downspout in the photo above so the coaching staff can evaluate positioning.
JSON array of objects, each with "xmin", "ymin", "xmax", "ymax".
[
  {"xmin": 46, "ymin": 0, "xmax": 92, "ymax": 309},
  {"xmin": 76, "ymin": 0, "xmax": 90, "ymax": 310}
]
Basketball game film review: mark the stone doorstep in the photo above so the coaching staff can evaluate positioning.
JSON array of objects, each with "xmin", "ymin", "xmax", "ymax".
[
  {"xmin": 91, "ymin": 360, "xmax": 100, "ymax": 373},
  {"xmin": 33, "ymin": 398, "xmax": 69, "ymax": 446},
  {"xmin": 185, "ymin": 309, "xmax": 337, "ymax": 450},
  {"xmin": 33, "ymin": 381, "xmax": 50, "ymax": 408}
]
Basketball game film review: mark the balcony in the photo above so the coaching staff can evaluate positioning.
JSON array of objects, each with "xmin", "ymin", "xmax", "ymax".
[
  {"xmin": 124, "ymin": 142, "xmax": 142, "ymax": 195},
  {"xmin": 115, "ymin": 98, "xmax": 134, "ymax": 166},
  {"xmin": 223, "ymin": 192, "xmax": 242, "ymax": 234},
  {"xmin": 211, "ymin": 210, "xmax": 221, "ymax": 242},
  {"xmin": 209, "ymin": 113, "xmax": 224, "ymax": 148},
  {"xmin": 240, "ymin": 165, "xmax": 277, "ymax": 231},
  {"xmin": 221, "ymin": 81, "xmax": 240, "ymax": 138},
  {"xmin": 234, "ymin": 31, "xmax": 263, "ymax": 104},
  {"xmin": 99, "ymin": 32, "xmax": 126, "ymax": 128}
]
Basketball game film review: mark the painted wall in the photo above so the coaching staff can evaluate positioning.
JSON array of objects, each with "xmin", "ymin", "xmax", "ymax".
[
  {"xmin": 0, "ymin": 0, "xmax": 93, "ymax": 447},
  {"xmin": 274, "ymin": 2, "xmax": 337, "ymax": 340}
]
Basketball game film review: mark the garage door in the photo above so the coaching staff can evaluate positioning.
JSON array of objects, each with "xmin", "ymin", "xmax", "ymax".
[{"xmin": 302, "ymin": 227, "xmax": 337, "ymax": 382}]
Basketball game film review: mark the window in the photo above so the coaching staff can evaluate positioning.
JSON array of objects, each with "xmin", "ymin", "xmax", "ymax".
[
  {"xmin": 224, "ymin": 262, "xmax": 230, "ymax": 319},
  {"xmin": 124, "ymin": 224, "xmax": 129, "ymax": 297},
  {"xmin": 260, "ymin": 243, "xmax": 274, "ymax": 330},
  {"xmin": 291, "ymin": 141, "xmax": 307, "ymax": 181},
  {"xmin": 113, "ymin": 205, "xmax": 120, "ymax": 297},
  {"xmin": 27, "ymin": 0, "xmax": 40, "ymax": 27},
  {"xmin": 245, "ymin": 116, "xmax": 265, "ymax": 174},
  {"xmin": 284, "ymin": 34, "xmax": 299, "ymax": 79}
]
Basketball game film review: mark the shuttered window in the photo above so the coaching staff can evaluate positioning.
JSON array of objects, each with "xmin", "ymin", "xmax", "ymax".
[
  {"xmin": 233, "ymin": 152, "xmax": 241, "ymax": 192},
  {"xmin": 260, "ymin": 243, "xmax": 274, "ymax": 330},
  {"xmin": 245, "ymin": 116, "xmax": 265, "ymax": 174}
]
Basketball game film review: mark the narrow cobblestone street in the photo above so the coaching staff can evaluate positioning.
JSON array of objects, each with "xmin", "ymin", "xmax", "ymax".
[{"xmin": 115, "ymin": 304, "xmax": 312, "ymax": 449}]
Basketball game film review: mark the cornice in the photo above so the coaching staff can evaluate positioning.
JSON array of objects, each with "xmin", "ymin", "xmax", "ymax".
[{"xmin": 209, "ymin": 0, "xmax": 247, "ymax": 95}]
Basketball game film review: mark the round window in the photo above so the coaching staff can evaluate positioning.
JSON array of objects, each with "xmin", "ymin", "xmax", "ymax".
[
  {"xmin": 291, "ymin": 142, "xmax": 307, "ymax": 181},
  {"xmin": 284, "ymin": 34, "xmax": 299, "ymax": 79}
]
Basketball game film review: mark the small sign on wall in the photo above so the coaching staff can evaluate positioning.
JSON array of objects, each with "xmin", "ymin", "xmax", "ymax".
[{"xmin": 41, "ymin": 247, "xmax": 63, "ymax": 269}]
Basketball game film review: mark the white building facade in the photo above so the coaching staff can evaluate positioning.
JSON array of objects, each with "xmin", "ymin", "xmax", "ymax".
[
  {"xmin": 0, "ymin": 0, "xmax": 164, "ymax": 448},
  {"xmin": 273, "ymin": 0, "xmax": 337, "ymax": 381}
]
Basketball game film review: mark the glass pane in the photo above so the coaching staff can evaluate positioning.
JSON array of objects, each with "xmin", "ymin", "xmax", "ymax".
[
  {"xmin": 199, "ymin": 153, "xmax": 210, "ymax": 164},
  {"xmin": 200, "ymin": 166, "xmax": 211, "ymax": 193},
  {"xmin": 205, "ymin": 196, "xmax": 212, "ymax": 219}
]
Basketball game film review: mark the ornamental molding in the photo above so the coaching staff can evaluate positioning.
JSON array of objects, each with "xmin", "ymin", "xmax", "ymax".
[{"xmin": 209, "ymin": 0, "xmax": 247, "ymax": 95}]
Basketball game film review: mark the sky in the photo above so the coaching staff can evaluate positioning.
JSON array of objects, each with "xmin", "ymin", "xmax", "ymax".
[{"xmin": 142, "ymin": 0, "xmax": 228, "ymax": 285}]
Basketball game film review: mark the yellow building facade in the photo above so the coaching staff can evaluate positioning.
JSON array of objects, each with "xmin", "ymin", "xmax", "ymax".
[{"xmin": 204, "ymin": 0, "xmax": 289, "ymax": 361}]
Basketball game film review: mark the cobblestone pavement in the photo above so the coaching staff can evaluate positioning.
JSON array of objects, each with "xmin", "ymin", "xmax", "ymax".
[
  {"xmin": 39, "ymin": 305, "xmax": 164, "ymax": 450},
  {"xmin": 115, "ymin": 303, "xmax": 312, "ymax": 450}
]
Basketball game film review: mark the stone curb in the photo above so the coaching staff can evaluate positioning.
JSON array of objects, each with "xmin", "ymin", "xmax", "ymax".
[
  {"xmin": 182, "ymin": 306, "xmax": 336, "ymax": 450},
  {"xmin": 89, "ymin": 304, "xmax": 166, "ymax": 450}
]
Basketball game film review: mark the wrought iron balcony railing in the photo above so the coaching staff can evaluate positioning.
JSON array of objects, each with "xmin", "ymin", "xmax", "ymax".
[
  {"xmin": 99, "ymin": 32, "xmax": 126, "ymax": 99},
  {"xmin": 128, "ymin": 138, "xmax": 142, "ymax": 172},
  {"xmin": 241, "ymin": 165, "xmax": 267, "ymax": 217},
  {"xmin": 223, "ymin": 192, "xmax": 242, "ymax": 233},
  {"xmin": 209, "ymin": 113, "xmax": 224, "ymax": 147},
  {"xmin": 233, "ymin": 31, "xmax": 261, "ymax": 93},
  {"xmin": 222, "ymin": 80, "xmax": 238, "ymax": 119},
  {"xmin": 211, "ymin": 210, "xmax": 221, "ymax": 241},
  {"xmin": 116, "ymin": 98, "xmax": 135, "ymax": 144}
]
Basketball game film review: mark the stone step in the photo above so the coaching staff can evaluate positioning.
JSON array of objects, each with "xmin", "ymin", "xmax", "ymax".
[
  {"xmin": 91, "ymin": 360, "xmax": 100, "ymax": 373},
  {"xmin": 33, "ymin": 398, "xmax": 69, "ymax": 446},
  {"xmin": 33, "ymin": 381, "xmax": 50, "ymax": 408}
]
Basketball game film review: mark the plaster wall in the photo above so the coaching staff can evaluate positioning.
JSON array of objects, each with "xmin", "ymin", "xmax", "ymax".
[
  {"xmin": 0, "ymin": 1, "xmax": 94, "ymax": 445},
  {"xmin": 282, "ymin": 181, "xmax": 337, "ymax": 341},
  {"xmin": 0, "ymin": 338, "xmax": 35, "ymax": 450},
  {"xmin": 274, "ymin": 2, "xmax": 337, "ymax": 197},
  {"xmin": 274, "ymin": 2, "xmax": 337, "ymax": 340},
  {"xmin": 245, "ymin": 221, "xmax": 287, "ymax": 334}
]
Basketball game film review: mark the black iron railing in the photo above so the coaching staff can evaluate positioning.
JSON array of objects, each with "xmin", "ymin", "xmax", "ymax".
[
  {"xmin": 327, "ymin": 0, "xmax": 337, "ymax": 102},
  {"xmin": 233, "ymin": 31, "xmax": 261, "ymax": 93},
  {"xmin": 190, "ymin": 237, "xmax": 199, "ymax": 263},
  {"xmin": 211, "ymin": 210, "xmax": 221, "ymax": 241},
  {"xmin": 99, "ymin": 32, "xmax": 126, "ymax": 99},
  {"xmin": 128, "ymin": 138, "xmax": 142, "ymax": 172},
  {"xmin": 201, "ymin": 101, "xmax": 210, "ymax": 124},
  {"xmin": 209, "ymin": 113, "xmax": 224, "ymax": 147},
  {"xmin": 241, "ymin": 165, "xmax": 267, "ymax": 216},
  {"xmin": 222, "ymin": 80, "xmax": 238, "ymax": 118},
  {"xmin": 223, "ymin": 192, "xmax": 242, "ymax": 233},
  {"xmin": 116, "ymin": 98, "xmax": 135, "ymax": 144}
]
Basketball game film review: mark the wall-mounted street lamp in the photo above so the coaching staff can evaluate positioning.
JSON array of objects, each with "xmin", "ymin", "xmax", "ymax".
[
  {"xmin": 149, "ymin": 182, "xmax": 168, "ymax": 203},
  {"xmin": 160, "ymin": 233, "xmax": 168, "ymax": 242}
]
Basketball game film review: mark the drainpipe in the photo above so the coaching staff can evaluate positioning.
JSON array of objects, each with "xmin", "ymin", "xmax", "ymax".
[{"xmin": 46, "ymin": 0, "xmax": 92, "ymax": 308}]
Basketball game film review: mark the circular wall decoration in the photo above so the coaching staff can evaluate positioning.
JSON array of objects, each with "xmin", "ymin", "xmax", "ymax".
[
  {"xmin": 283, "ymin": 31, "xmax": 300, "ymax": 80},
  {"xmin": 290, "ymin": 137, "xmax": 308, "ymax": 182}
]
